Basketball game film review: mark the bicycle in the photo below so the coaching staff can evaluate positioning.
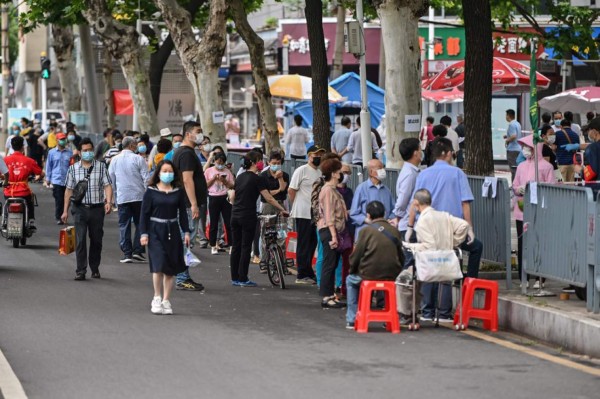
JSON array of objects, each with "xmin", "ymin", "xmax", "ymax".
[{"xmin": 258, "ymin": 214, "xmax": 290, "ymax": 289}]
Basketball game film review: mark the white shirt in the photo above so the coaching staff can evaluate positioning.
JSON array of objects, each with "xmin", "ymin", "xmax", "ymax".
[
  {"xmin": 108, "ymin": 149, "xmax": 150, "ymax": 204},
  {"xmin": 5, "ymin": 136, "xmax": 28, "ymax": 155},
  {"xmin": 445, "ymin": 127, "xmax": 460, "ymax": 153},
  {"xmin": 403, "ymin": 207, "xmax": 469, "ymax": 252},
  {"xmin": 284, "ymin": 126, "xmax": 310, "ymax": 156},
  {"xmin": 289, "ymin": 164, "xmax": 321, "ymax": 220},
  {"xmin": 347, "ymin": 129, "xmax": 379, "ymax": 164}
]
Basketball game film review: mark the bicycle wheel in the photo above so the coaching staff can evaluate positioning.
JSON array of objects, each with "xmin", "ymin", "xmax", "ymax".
[
  {"xmin": 266, "ymin": 246, "xmax": 282, "ymax": 287},
  {"xmin": 273, "ymin": 246, "xmax": 286, "ymax": 290}
]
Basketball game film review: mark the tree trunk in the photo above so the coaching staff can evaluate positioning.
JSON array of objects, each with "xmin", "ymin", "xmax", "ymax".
[
  {"xmin": 51, "ymin": 25, "xmax": 81, "ymax": 114},
  {"xmin": 83, "ymin": 0, "xmax": 159, "ymax": 136},
  {"xmin": 378, "ymin": 29, "xmax": 386, "ymax": 89},
  {"xmin": 462, "ymin": 0, "xmax": 493, "ymax": 176},
  {"xmin": 230, "ymin": 0, "xmax": 280, "ymax": 154},
  {"xmin": 102, "ymin": 46, "xmax": 115, "ymax": 128},
  {"xmin": 147, "ymin": 31, "xmax": 174, "ymax": 111},
  {"xmin": 376, "ymin": 0, "xmax": 426, "ymax": 169},
  {"xmin": 330, "ymin": 3, "xmax": 345, "ymax": 80},
  {"xmin": 305, "ymin": 0, "xmax": 331, "ymax": 149},
  {"xmin": 154, "ymin": 0, "xmax": 227, "ymax": 147}
]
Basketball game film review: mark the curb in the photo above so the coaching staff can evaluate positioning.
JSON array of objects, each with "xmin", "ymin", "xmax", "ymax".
[{"xmin": 498, "ymin": 296, "xmax": 600, "ymax": 358}]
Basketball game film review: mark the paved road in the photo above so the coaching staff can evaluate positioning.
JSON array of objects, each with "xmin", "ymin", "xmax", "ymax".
[{"xmin": 0, "ymin": 186, "xmax": 598, "ymax": 399}]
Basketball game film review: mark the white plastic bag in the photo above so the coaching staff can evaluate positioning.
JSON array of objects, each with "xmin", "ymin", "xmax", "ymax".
[
  {"xmin": 185, "ymin": 248, "xmax": 201, "ymax": 268},
  {"xmin": 415, "ymin": 250, "xmax": 462, "ymax": 282}
]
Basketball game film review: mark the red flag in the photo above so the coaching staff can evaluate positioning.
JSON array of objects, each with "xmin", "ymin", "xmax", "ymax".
[{"xmin": 113, "ymin": 90, "xmax": 134, "ymax": 115}]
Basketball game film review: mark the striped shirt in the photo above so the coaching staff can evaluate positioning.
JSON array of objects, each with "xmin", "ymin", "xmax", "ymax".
[{"xmin": 65, "ymin": 160, "xmax": 112, "ymax": 205}]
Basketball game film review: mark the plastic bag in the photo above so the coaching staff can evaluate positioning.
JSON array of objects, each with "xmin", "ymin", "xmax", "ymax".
[
  {"xmin": 185, "ymin": 248, "xmax": 201, "ymax": 268},
  {"xmin": 415, "ymin": 250, "xmax": 462, "ymax": 282}
]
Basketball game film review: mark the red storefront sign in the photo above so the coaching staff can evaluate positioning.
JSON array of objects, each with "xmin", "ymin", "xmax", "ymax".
[
  {"xmin": 280, "ymin": 21, "xmax": 381, "ymax": 66},
  {"xmin": 492, "ymin": 29, "xmax": 545, "ymax": 60}
]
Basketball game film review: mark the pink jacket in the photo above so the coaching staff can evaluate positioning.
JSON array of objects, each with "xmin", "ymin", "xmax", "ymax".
[{"xmin": 512, "ymin": 134, "xmax": 556, "ymax": 221}]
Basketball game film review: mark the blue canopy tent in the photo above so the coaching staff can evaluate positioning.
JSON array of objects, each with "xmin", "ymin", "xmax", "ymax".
[{"xmin": 284, "ymin": 72, "xmax": 386, "ymax": 130}]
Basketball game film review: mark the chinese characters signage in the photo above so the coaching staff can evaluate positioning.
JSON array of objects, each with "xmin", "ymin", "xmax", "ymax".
[
  {"xmin": 492, "ymin": 29, "xmax": 545, "ymax": 60},
  {"xmin": 418, "ymin": 27, "xmax": 466, "ymax": 59},
  {"xmin": 286, "ymin": 35, "xmax": 330, "ymax": 54}
]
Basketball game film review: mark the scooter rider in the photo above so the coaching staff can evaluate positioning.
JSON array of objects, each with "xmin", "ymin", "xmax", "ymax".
[{"xmin": 2, "ymin": 136, "xmax": 44, "ymax": 229}]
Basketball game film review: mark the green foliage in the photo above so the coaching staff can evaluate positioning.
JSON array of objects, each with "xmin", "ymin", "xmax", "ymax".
[{"xmin": 264, "ymin": 16, "xmax": 279, "ymax": 28}]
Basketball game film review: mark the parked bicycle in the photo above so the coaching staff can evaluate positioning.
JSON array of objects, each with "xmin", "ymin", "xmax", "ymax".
[{"xmin": 258, "ymin": 214, "xmax": 291, "ymax": 289}]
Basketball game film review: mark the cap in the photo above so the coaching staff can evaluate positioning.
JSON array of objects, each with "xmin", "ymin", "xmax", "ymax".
[
  {"xmin": 56, "ymin": 133, "xmax": 67, "ymax": 140},
  {"xmin": 586, "ymin": 117, "xmax": 600, "ymax": 132},
  {"xmin": 160, "ymin": 128, "xmax": 172, "ymax": 137},
  {"xmin": 307, "ymin": 145, "xmax": 326, "ymax": 155}
]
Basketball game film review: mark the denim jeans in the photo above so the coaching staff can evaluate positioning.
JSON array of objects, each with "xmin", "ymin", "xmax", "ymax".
[
  {"xmin": 177, "ymin": 208, "xmax": 199, "ymax": 284},
  {"xmin": 346, "ymin": 274, "xmax": 363, "ymax": 324},
  {"xmin": 421, "ymin": 282, "xmax": 453, "ymax": 319},
  {"xmin": 400, "ymin": 230, "xmax": 417, "ymax": 270},
  {"xmin": 117, "ymin": 201, "xmax": 143, "ymax": 257},
  {"xmin": 315, "ymin": 227, "xmax": 342, "ymax": 287}
]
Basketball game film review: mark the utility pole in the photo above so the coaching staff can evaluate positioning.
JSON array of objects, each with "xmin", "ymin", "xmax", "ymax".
[
  {"xmin": 356, "ymin": 0, "xmax": 372, "ymax": 165},
  {"xmin": 1, "ymin": 5, "xmax": 9, "ymax": 152},
  {"xmin": 40, "ymin": 51, "xmax": 50, "ymax": 131},
  {"xmin": 78, "ymin": 25, "xmax": 102, "ymax": 135}
]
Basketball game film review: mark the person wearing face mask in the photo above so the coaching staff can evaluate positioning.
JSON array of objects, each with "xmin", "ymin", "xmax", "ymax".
[
  {"xmin": 139, "ymin": 160, "xmax": 191, "ymax": 315},
  {"xmin": 260, "ymin": 151, "xmax": 289, "ymax": 215},
  {"xmin": 103, "ymin": 133, "xmax": 124, "ymax": 165},
  {"xmin": 512, "ymin": 135, "xmax": 556, "ymax": 288},
  {"xmin": 108, "ymin": 136, "xmax": 151, "ymax": 263},
  {"xmin": 554, "ymin": 118, "xmax": 580, "ymax": 182},
  {"xmin": 203, "ymin": 145, "xmax": 225, "ymax": 172},
  {"xmin": 5, "ymin": 123, "xmax": 28, "ymax": 155},
  {"xmin": 540, "ymin": 125, "xmax": 558, "ymax": 173},
  {"xmin": 288, "ymin": 145, "xmax": 326, "ymax": 284},
  {"xmin": 171, "ymin": 121, "xmax": 208, "ymax": 291},
  {"xmin": 349, "ymin": 158, "xmax": 395, "ymax": 240},
  {"xmin": 163, "ymin": 132, "xmax": 184, "ymax": 162},
  {"xmin": 199, "ymin": 137, "xmax": 213, "ymax": 163},
  {"xmin": 137, "ymin": 140, "xmax": 149, "ymax": 161},
  {"xmin": 204, "ymin": 152, "xmax": 235, "ymax": 255},
  {"xmin": 392, "ymin": 138, "xmax": 423, "ymax": 267},
  {"xmin": 551, "ymin": 111, "xmax": 563, "ymax": 133},
  {"xmin": 230, "ymin": 150, "xmax": 288, "ymax": 287},
  {"xmin": 45, "ymin": 133, "xmax": 73, "ymax": 224},
  {"xmin": 61, "ymin": 138, "xmax": 114, "ymax": 280}
]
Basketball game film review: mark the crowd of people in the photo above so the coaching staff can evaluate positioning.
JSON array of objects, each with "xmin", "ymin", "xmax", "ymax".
[{"xmin": 3, "ymin": 110, "xmax": 600, "ymax": 326}]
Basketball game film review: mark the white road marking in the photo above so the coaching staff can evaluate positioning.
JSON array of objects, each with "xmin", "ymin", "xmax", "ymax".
[{"xmin": 0, "ymin": 347, "xmax": 27, "ymax": 399}]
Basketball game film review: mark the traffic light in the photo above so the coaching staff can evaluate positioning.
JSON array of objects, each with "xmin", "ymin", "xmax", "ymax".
[{"xmin": 40, "ymin": 55, "xmax": 50, "ymax": 79}]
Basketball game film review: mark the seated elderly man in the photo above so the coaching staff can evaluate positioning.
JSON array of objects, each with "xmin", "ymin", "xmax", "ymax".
[
  {"xmin": 402, "ymin": 189, "xmax": 469, "ymax": 323},
  {"xmin": 345, "ymin": 200, "xmax": 404, "ymax": 329}
]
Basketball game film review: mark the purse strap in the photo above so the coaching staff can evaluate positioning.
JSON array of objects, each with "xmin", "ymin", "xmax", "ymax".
[{"xmin": 370, "ymin": 222, "xmax": 401, "ymax": 248}]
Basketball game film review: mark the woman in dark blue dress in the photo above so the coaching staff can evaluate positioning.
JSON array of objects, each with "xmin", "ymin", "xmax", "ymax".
[{"xmin": 140, "ymin": 160, "xmax": 191, "ymax": 315}]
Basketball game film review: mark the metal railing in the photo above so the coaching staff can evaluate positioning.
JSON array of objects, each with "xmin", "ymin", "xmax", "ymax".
[
  {"xmin": 347, "ymin": 165, "xmax": 364, "ymax": 191},
  {"xmin": 384, "ymin": 168, "xmax": 400, "ymax": 199},
  {"xmin": 282, "ymin": 158, "xmax": 295, "ymax": 178},
  {"xmin": 467, "ymin": 176, "xmax": 513, "ymax": 289},
  {"xmin": 523, "ymin": 183, "xmax": 597, "ymax": 312},
  {"xmin": 227, "ymin": 152, "xmax": 244, "ymax": 172}
]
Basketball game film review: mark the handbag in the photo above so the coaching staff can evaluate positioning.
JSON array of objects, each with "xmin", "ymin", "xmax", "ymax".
[
  {"xmin": 71, "ymin": 164, "xmax": 94, "ymax": 204},
  {"xmin": 336, "ymin": 228, "xmax": 352, "ymax": 253},
  {"xmin": 59, "ymin": 226, "xmax": 76, "ymax": 255},
  {"xmin": 414, "ymin": 249, "xmax": 462, "ymax": 282}
]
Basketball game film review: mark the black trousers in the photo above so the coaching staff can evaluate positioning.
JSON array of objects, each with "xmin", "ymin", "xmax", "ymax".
[
  {"xmin": 295, "ymin": 218, "xmax": 317, "ymax": 279},
  {"xmin": 72, "ymin": 204, "xmax": 105, "ymax": 275},
  {"xmin": 230, "ymin": 215, "xmax": 257, "ymax": 282},
  {"xmin": 516, "ymin": 220, "xmax": 527, "ymax": 282},
  {"xmin": 208, "ymin": 195, "xmax": 231, "ymax": 247},
  {"xmin": 52, "ymin": 185, "xmax": 66, "ymax": 221},
  {"xmin": 318, "ymin": 228, "xmax": 340, "ymax": 297}
]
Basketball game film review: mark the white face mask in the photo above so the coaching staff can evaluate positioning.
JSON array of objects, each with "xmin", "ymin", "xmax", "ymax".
[
  {"xmin": 192, "ymin": 133, "xmax": 204, "ymax": 145},
  {"xmin": 522, "ymin": 146, "xmax": 533, "ymax": 159},
  {"xmin": 547, "ymin": 135, "xmax": 556, "ymax": 144},
  {"xmin": 376, "ymin": 168, "xmax": 386, "ymax": 181},
  {"xmin": 341, "ymin": 174, "xmax": 350, "ymax": 185}
]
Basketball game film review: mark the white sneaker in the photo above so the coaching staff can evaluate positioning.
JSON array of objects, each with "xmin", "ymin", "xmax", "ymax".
[
  {"xmin": 151, "ymin": 296, "xmax": 162, "ymax": 314},
  {"xmin": 520, "ymin": 281, "xmax": 529, "ymax": 289},
  {"xmin": 162, "ymin": 300, "xmax": 173, "ymax": 315},
  {"xmin": 211, "ymin": 247, "xmax": 219, "ymax": 255},
  {"xmin": 533, "ymin": 280, "xmax": 544, "ymax": 289}
]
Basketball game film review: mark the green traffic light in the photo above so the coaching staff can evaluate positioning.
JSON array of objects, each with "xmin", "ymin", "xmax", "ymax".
[{"xmin": 41, "ymin": 69, "xmax": 50, "ymax": 79}]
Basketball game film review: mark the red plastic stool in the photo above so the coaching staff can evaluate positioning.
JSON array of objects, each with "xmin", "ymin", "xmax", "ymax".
[
  {"xmin": 354, "ymin": 281, "xmax": 400, "ymax": 334},
  {"xmin": 454, "ymin": 278, "xmax": 499, "ymax": 332},
  {"xmin": 285, "ymin": 231, "xmax": 317, "ymax": 267}
]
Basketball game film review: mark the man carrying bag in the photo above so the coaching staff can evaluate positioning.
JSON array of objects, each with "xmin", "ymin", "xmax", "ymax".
[{"xmin": 61, "ymin": 138, "xmax": 113, "ymax": 280}]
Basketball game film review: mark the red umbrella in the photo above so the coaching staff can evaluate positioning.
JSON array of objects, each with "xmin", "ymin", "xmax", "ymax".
[
  {"xmin": 422, "ymin": 87, "xmax": 463, "ymax": 103},
  {"xmin": 422, "ymin": 57, "xmax": 551, "ymax": 91}
]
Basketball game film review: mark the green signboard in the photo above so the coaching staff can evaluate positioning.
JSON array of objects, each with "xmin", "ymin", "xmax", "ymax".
[{"xmin": 418, "ymin": 27, "xmax": 466, "ymax": 60}]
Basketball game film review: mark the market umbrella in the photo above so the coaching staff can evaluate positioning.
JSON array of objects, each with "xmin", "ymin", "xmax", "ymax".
[
  {"xmin": 421, "ymin": 87, "xmax": 464, "ymax": 103},
  {"xmin": 538, "ymin": 86, "xmax": 600, "ymax": 114},
  {"xmin": 422, "ymin": 57, "xmax": 551, "ymax": 91},
  {"xmin": 243, "ymin": 74, "xmax": 346, "ymax": 103}
]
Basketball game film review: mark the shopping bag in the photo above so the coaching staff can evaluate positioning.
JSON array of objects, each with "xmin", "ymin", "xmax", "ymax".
[
  {"xmin": 185, "ymin": 247, "xmax": 201, "ymax": 268},
  {"xmin": 59, "ymin": 226, "xmax": 76, "ymax": 255},
  {"xmin": 414, "ymin": 249, "xmax": 462, "ymax": 282}
]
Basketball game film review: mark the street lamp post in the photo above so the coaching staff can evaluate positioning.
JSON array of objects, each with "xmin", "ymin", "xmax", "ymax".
[{"xmin": 356, "ymin": 0, "xmax": 372, "ymax": 165}]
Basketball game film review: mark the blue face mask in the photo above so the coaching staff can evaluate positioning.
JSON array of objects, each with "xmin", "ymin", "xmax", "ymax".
[
  {"xmin": 216, "ymin": 164, "xmax": 225, "ymax": 170},
  {"xmin": 173, "ymin": 142, "xmax": 181, "ymax": 149},
  {"xmin": 82, "ymin": 151, "xmax": 94, "ymax": 162},
  {"xmin": 67, "ymin": 135, "xmax": 75, "ymax": 142},
  {"xmin": 554, "ymin": 119, "xmax": 561, "ymax": 127},
  {"xmin": 10, "ymin": 130, "xmax": 18, "ymax": 135},
  {"xmin": 160, "ymin": 172, "xmax": 174, "ymax": 184},
  {"xmin": 138, "ymin": 145, "xmax": 147, "ymax": 154},
  {"xmin": 270, "ymin": 165, "xmax": 281, "ymax": 172}
]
